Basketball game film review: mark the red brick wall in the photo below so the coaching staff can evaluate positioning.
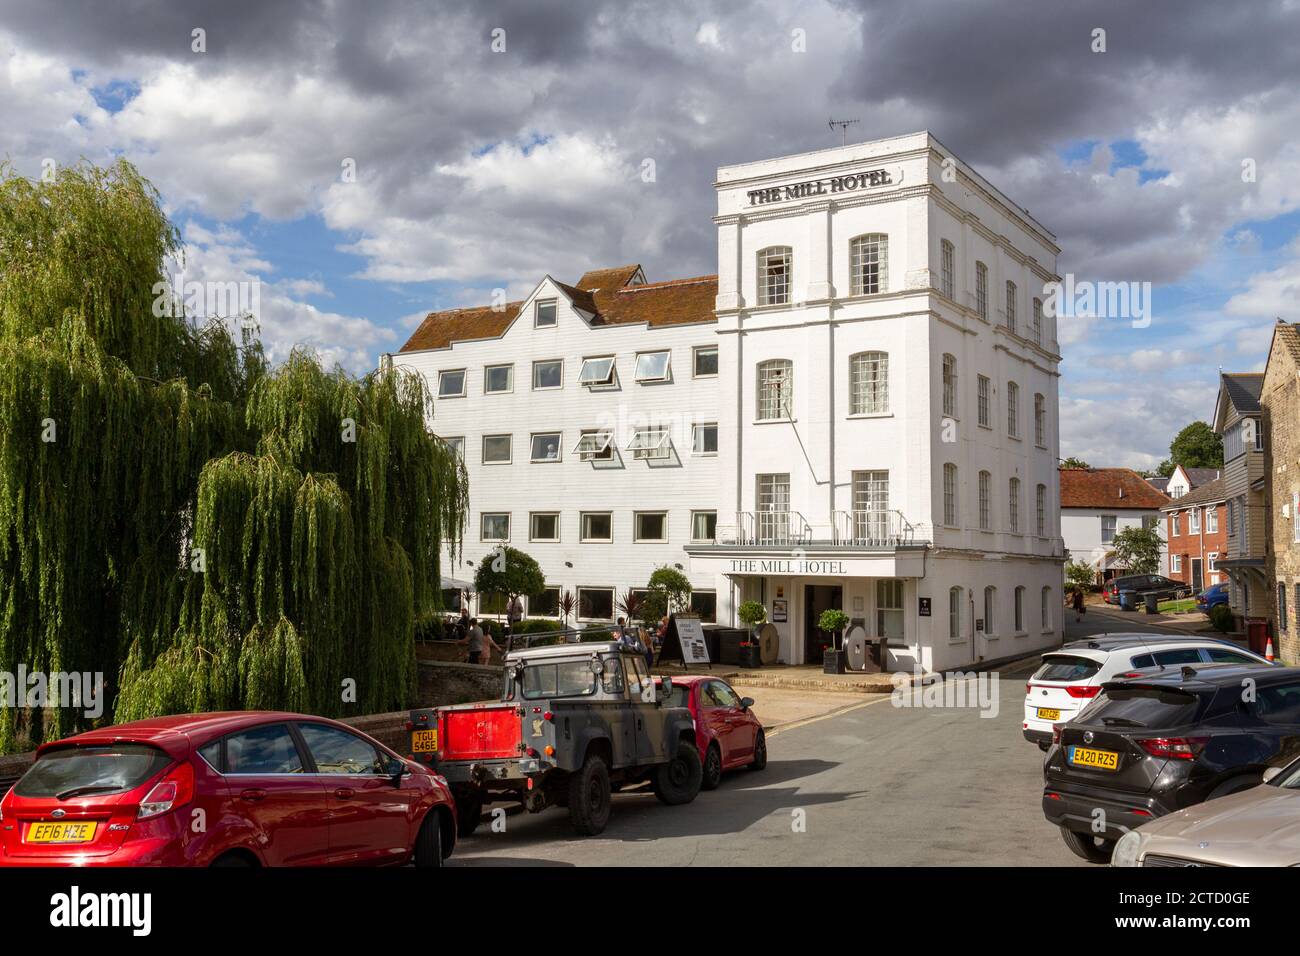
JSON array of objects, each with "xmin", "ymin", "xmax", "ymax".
[{"xmin": 1166, "ymin": 502, "xmax": 1227, "ymax": 588}]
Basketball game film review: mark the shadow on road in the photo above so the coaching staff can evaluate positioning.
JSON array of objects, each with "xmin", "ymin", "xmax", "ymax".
[{"xmin": 454, "ymin": 758, "xmax": 862, "ymax": 853}]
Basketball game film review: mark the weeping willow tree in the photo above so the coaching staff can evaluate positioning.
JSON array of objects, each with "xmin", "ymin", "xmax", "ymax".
[{"xmin": 0, "ymin": 159, "xmax": 466, "ymax": 751}]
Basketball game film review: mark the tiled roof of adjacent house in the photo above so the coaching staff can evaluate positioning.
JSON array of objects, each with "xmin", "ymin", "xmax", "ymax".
[
  {"xmin": 1181, "ymin": 466, "xmax": 1221, "ymax": 488},
  {"xmin": 1161, "ymin": 475, "xmax": 1227, "ymax": 511},
  {"xmin": 1221, "ymin": 372, "xmax": 1264, "ymax": 414},
  {"xmin": 1274, "ymin": 322, "xmax": 1300, "ymax": 366},
  {"xmin": 1059, "ymin": 467, "xmax": 1171, "ymax": 510},
  {"xmin": 398, "ymin": 265, "xmax": 717, "ymax": 353}
]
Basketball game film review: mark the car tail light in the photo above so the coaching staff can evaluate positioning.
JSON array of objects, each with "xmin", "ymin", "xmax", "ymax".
[
  {"xmin": 1137, "ymin": 736, "xmax": 1208, "ymax": 760},
  {"xmin": 1052, "ymin": 724, "xmax": 1063, "ymax": 745},
  {"xmin": 1025, "ymin": 683, "xmax": 1033, "ymax": 694},
  {"xmin": 543, "ymin": 711, "xmax": 553, "ymax": 722},
  {"xmin": 1065, "ymin": 685, "xmax": 1101, "ymax": 698},
  {"xmin": 1116, "ymin": 672, "xmax": 1143, "ymax": 679},
  {"xmin": 137, "ymin": 761, "xmax": 195, "ymax": 820}
]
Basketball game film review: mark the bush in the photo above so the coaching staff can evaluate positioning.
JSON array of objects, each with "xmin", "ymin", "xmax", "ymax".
[
  {"xmin": 738, "ymin": 600, "xmax": 767, "ymax": 627},
  {"xmin": 1208, "ymin": 604, "xmax": 1234, "ymax": 633}
]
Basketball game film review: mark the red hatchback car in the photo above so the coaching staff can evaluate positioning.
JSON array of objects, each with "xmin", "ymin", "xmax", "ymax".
[
  {"xmin": 657, "ymin": 676, "xmax": 766, "ymax": 790},
  {"xmin": 0, "ymin": 711, "xmax": 456, "ymax": 867}
]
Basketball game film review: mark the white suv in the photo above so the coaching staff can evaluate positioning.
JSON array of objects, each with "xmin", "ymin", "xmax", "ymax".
[{"xmin": 1022, "ymin": 635, "xmax": 1273, "ymax": 749}]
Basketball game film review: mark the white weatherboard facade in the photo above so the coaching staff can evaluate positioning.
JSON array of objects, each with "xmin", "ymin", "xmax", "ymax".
[{"xmin": 389, "ymin": 132, "xmax": 1066, "ymax": 673}]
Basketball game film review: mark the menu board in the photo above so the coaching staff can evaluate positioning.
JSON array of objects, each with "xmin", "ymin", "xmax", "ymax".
[{"xmin": 660, "ymin": 614, "xmax": 711, "ymax": 668}]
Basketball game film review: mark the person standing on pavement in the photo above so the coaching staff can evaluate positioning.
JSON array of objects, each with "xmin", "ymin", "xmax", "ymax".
[
  {"xmin": 461, "ymin": 618, "xmax": 501, "ymax": 665},
  {"xmin": 506, "ymin": 595, "xmax": 523, "ymax": 637},
  {"xmin": 1071, "ymin": 587, "xmax": 1086, "ymax": 622}
]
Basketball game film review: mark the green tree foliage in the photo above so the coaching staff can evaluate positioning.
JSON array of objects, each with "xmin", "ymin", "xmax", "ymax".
[
  {"xmin": 0, "ymin": 160, "xmax": 466, "ymax": 750},
  {"xmin": 1109, "ymin": 526, "xmax": 1162, "ymax": 576},
  {"xmin": 472, "ymin": 545, "xmax": 545, "ymax": 611},
  {"xmin": 1065, "ymin": 560, "xmax": 1095, "ymax": 591},
  {"xmin": 639, "ymin": 565, "xmax": 693, "ymax": 626},
  {"xmin": 1162, "ymin": 421, "xmax": 1223, "ymax": 473},
  {"xmin": 1060, "ymin": 456, "xmax": 1090, "ymax": 469}
]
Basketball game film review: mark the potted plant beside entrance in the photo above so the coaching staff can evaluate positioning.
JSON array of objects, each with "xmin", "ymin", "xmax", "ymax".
[
  {"xmin": 819, "ymin": 609, "xmax": 851, "ymax": 674},
  {"xmin": 737, "ymin": 601, "xmax": 767, "ymax": 668}
]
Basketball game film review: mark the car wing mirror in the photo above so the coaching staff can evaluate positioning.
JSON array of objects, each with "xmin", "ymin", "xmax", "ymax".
[
  {"xmin": 1264, "ymin": 766, "xmax": 1283, "ymax": 784},
  {"xmin": 741, "ymin": 697, "xmax": 755, "ymax": 710}
]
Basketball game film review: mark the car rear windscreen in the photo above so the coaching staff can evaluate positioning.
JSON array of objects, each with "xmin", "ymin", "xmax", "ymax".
[
  {"xmin": 1086, "ymin": 686, "xmax": 1203, "ymax": 728},
  {"xmin": 14, "ymin": 743, "xmax": 171, "ymax": 799},
  {"xmin": 1034, "ymin": 655, "xmax": 1102, "ymax": 682}
]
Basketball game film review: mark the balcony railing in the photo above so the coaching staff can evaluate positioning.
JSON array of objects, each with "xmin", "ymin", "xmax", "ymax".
[
  {"xmin": 711, "ymin": 510, "xmax": 922, "ymax": 550},
  {"xmin": 730, "ymin": 511, "xmax": 813, "ymax": 547},
  {"xmin": 831, "ymin": 510, "xmax": 916, "ymax": 547}
]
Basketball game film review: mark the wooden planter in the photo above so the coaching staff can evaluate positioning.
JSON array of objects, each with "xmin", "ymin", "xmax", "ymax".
[
  {"xmin": 737, "ymin": 644, "xmax": 762, "ymax": 668},
  {"xmin": 823, "ymin": 649, "xmax": 845, "ymax": 674}
]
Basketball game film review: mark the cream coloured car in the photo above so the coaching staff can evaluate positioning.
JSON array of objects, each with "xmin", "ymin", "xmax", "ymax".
[{"xmin": 1112, "ymin": 763, "xmax": 1300, "ymax": 866}]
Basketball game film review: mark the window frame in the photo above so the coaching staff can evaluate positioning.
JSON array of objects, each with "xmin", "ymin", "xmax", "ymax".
[
  {"xmin": 633, "ymin": 511, "xmax": 669, "ymax": 543},
  {"xmin": 529, "ymin": 512, "xmax": 560, "ymax": 543},
  {"xmin": 975, "ymin": 262, "xmax": 988, "ymax": 320},
  {"xmin": 437, "ymin": 368, "xmax": 467, "ymax": 399},
  {"xmin": 580, "ymin": 511, "xmax": 613, "ymax": 543},
  {"xmin": 977, "ymin": 375, "xmax": 991, "ymax": 428},
  {"xmin": 693, "ymin": 345, "xmax": 719, "ymax": 378},
  {"xmin": 940, "ymin": 239, "xmax": 955, "ymax": 300},
  {"xmin": 481, "ymin": 433, "xmax": 512, "ymax": 465},
  {"xmin": 578, "ymin": 356, "xmax": 617, "ymax": 387},
  {"xmin": 943, "ymin": 463, "xmax": 959, "ymax": 527},
  {"xmin": 756, "ymin": 359, "xmax": 794, "ymax": 422},
  {"xmin": 483, "ymin": 363, "xmax": 514, "ymax": 395},
  {"xmin": 1006, "ymin": 381, "xmax": 1019, "ymax": 437},
  {"xmin": 573, "ymin": 429, "xmax": 614, "ymax": 461},
  {"xmin": 532, "ymin": 358, "xmax": 563, "ymax": 390},
  {"xmin": 576, "ymin": 587, "xmax": 616, "ymax": 622},
  {"xmin": 1005, "ymin": 280, "xmax": 1017, "ymax": 334},
  {"xmin": 529, "ymin": 431, "xmax": 562, "ymax": 464},
  {"xmin": 534, "ymin": 299, "xmax": 558, "ymax": 328},
  {"xmin": 634, "ymin": 350, "xmax": 672, "ymax": 383},
  {"xmin": 480, "ymin": 512, "xmax": 510, "ymax": 542},
  {"xmin": 757, "ymin": 246, "xmax": 792, "ymax": 306},
  {"xmin": 692, "ymin": 422, "xmax": 718, "ymax": 456},
  {"xmin": 690, "ymin": 510, "xmax": 718, "ymax": 543},
  {"xmin": 627, "ymin": 427, "xmax": 671, "ymax": 461},
  {"xmin": 849, "ymin": 351, "xmax": 889, "ymax": 416},
  {"xmin": 849, "ymin": 233, "xmax": 889, "ymax": 296}
]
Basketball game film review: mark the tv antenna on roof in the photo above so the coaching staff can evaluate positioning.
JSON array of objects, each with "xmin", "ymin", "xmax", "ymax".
[{"xmin": 829, "ymin": 117, "xmax": 860, "ymax": 146}]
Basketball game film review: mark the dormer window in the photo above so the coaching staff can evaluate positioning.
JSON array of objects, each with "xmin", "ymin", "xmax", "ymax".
[
  {"xmin": 757, "ymin": 247, "xmax": 792, "ymax": 306},
  {"xmin": 627, "ymin": 427, "xmax": 671, "ymax": 460},
  {"xmin": 578, "ymin": 356, "xmax": 616, "ymax": 387},
  {"xmin": 535, "ymin": 300, "xmax": 557, "ymax": 328},
  {"xmin": 634, "ymin": 351, "xmax": 671, "ymax": 383}
]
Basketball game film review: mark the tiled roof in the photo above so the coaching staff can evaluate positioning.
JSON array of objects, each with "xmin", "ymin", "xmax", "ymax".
[
  {"xmin": 398, "ymin": 266, "xmax": 717, "ymax": 353},
  {"xmin": 1161, "ymin": 476, "xmax": 1226, "ymax": 511},
  {"xmin": 1273, "ymin": 322, "xmax": 1300, "ymax": 367},
  {"xmin": 1181, "ymin": 466, "xmax": 1221, "ymax": 488},
  {"xmin": 1059, "ymin": 467, "xmax": 1170, "ymax": 510},
  {"xmin": 1221, "ymin": 372, "xmax": 1264, "ymax": 414},
  {"xmin": 1146, "ymin": 476, "xmax": 1170, "ymax": 493}
]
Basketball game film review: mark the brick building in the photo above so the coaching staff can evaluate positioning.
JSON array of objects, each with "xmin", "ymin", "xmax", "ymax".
[
  {"xmin": 1263, "ymin": 321, "xmax": 1300, "ymax": 661},
  {"xmin": 1161, "ymin": 477, "xmax": 1227, "ymax": 591}
]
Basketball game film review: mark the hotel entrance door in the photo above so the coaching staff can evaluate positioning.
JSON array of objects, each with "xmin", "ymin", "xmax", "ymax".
[{"xmin": 804, "ymin": 584, "xmax": 843, "ymax": 664}]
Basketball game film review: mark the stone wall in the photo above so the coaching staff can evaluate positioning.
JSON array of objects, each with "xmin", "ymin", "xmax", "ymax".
[{"xmin": 1263, "ymin": 327, "xmax": 1300, "ymax": 662}]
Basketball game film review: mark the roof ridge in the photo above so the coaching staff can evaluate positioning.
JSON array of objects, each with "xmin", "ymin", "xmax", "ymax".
[{"xmin": 617, "ymin": 274, "xmax": 717, "ymax": 292}]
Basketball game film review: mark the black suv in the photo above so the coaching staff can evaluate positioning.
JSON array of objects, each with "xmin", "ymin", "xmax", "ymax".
[{"xmin": 1042, "ymin": 662, "xmax": 1300, "ymax": 862}]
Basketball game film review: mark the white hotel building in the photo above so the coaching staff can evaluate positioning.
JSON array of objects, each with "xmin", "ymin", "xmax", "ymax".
[{"xmin": 388, "ymin": 132, "xmax": 1065, "ymax": 672}]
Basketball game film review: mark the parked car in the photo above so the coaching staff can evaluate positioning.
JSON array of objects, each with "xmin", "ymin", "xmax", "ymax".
[
  {"xmin": 1196, "ymin": 582, "xmax": 1230, "ymax": 615},
  {"xmin": 0, "ymin": 712, "xmax": 456, "ymax": 867},
  {"xmin": 1113, "ymin": 759, "xmax": 1300, "ymax": 866},
  {"xmin": 1042, "ymin": 663, "xmax": 1300, "ymax": 863},
  {"xmin": 410, "ymin": 641, "xmax": 701, "ymax": 837},
  {"xmin": 656, "ymin": 675, "xmax": 767, "ymax": 789},
  {"xmin": 1023, "ymin": 635, "xmax": 1273, "ymax": 748},
  {"xmin": 1102, "ymin": 574, "xmax": 1190, "ymax": 605}
]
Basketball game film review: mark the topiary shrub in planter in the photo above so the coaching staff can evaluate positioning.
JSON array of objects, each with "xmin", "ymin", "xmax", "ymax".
[
  {"xmin": 819, "ymin": 609, "xmax": 851, "ymax": 674},
  {"xmin": 1209, "ymin": 603, "xmax": 1234, "ymax": 634}
]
